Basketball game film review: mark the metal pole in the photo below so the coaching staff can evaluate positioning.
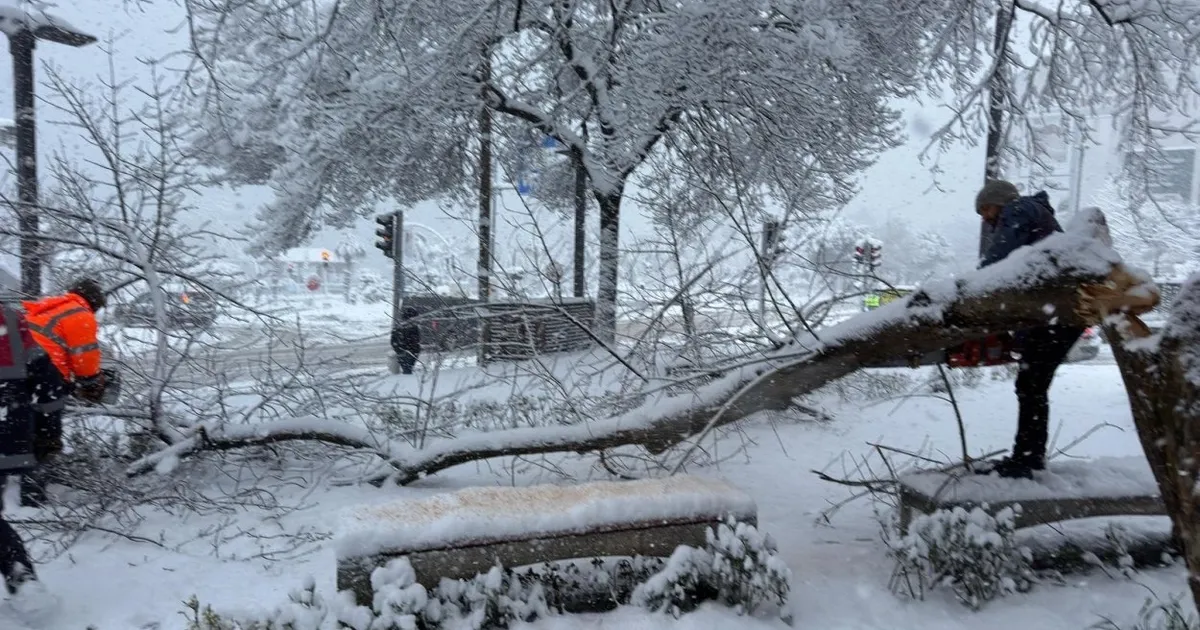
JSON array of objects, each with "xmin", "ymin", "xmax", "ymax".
[
  {"xmin": 1068, "ymin": 121, "xmax": 1086, "ymax": 217},
  {"xmin": 12, "ymin": 32, "xmax": 39, "ymax": 297},
  {"xmin": 392, "ymin": 211, "xmax": 404, "ymax": 325}
]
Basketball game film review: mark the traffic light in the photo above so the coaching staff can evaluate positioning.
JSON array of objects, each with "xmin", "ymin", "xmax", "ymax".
[
  {"xmin": 869, "ymin": 242, "xmax": 882, "ymax": 268},
  {"xmin": 853, "ymin": 238, "xmax": 866, "ymax": 265},
  {"xmin": 375, "ymin": 213, "xmax": 395, "ymax": 258}
]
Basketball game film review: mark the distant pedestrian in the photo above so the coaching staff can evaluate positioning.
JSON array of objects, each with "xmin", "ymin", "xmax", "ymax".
[{"xmin": 390, "ymin": 306, "xmax": 421, "ymax": 375}]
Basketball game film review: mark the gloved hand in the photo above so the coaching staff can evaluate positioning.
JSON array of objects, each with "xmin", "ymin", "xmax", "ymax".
[{"xmin": 73, "ymin": 374, "xmax": 106, "ymax": 404}]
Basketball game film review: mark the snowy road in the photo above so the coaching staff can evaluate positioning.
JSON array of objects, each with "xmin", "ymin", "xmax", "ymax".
[
  {"xmin": 112, "ymin": 316, "xmax": 653, "ymax": 387},
  {"xmin": 111, "ymin": 326, "xmax": 398, "ymax": 387}
]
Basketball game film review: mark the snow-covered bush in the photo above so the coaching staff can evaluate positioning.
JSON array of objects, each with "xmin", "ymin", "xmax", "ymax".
[
  {"xmin": 1091, "ymin": 593, "xmax": 1200, "ymax": 630},
  {"xmin": 1088, "ymin": 522, "xmax": 1140, "ymax": 579},
  {"xmin": 353, "ymin": 270, "xmax": 390, "ymax": 304},
  {"xmin": 633, "ymin": 516, "xmax": 793, "ymax": 624},
  {"xmin": 185, "ymin": 518, "xmax": 791, "ymax": 628},
  {"xmin": 884, "ymin": 505, "xmax": 1034, "ymax": 610}
]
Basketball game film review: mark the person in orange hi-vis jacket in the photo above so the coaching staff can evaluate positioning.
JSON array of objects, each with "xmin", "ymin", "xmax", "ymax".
[{"xmin": 20, "ymin": 277, "xmax": 108, "ymax": 506}]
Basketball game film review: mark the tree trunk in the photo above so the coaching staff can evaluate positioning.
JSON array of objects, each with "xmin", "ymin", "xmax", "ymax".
[
  {"xmin": 979, "ymin": 1, "xmax": 1015, "ymax": 260},
  {"xmin": 477, "ymin": 54, "xmax": 494, "ymax": 304},
  {"xmin": 1104, "ymin": 287, "xmax": 1200, "ymax": 610},
  {"xmin": 984, "ymin": 1, "xmax": 1014, "ymax": 181},
  {"xmin": 572, "ymin": 142, "xmax": 588, "ymax": 299},
  {"xmin": 595, "ymin": 191, "xmax": 621, "ymax": 342}
]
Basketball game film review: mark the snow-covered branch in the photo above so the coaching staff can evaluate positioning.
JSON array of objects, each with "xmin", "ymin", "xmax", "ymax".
[{"xmin": 130, "ymin": 210, "xmax": 1156, "ymax": 485}]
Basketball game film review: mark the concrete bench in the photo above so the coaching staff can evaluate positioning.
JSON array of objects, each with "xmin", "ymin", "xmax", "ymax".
[
  {"xmin": 335, "ymin": 475, "xmax": 757, "ymax": 610},
  {"xmin": 896, "ymin": 456, "xmax": 1166, "ymax": 534}
]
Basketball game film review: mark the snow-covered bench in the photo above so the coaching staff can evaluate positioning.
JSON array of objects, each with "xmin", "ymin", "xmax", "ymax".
[
  {"xmin": 896, "ymin": 456, "xmax": 1165, "ymax": 534},
  {"xmin": 334, "ymin": 475, "xmax": 758, "ymax": 609}
]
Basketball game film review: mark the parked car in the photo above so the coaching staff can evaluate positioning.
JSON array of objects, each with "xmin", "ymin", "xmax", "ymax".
[
  {"xmin": 1065, "ymin": 326, "xmax": 1101, "ymax": 362},
  {"xmin": 110, "ymin": 288, "xmax": 219, "ymax": 331}
]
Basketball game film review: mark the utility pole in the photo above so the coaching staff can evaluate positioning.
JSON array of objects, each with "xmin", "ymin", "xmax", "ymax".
[
  {"xmin": 2, "ymin": 17, "xmax": 97, "ymax": 297},
  {"xmin": 1067, "ymin": 119, "xmax": 1087, "ymax": 218},
  {"xmin": 12, "ymin": 31, "xmax": 38, "ymax": 297}
]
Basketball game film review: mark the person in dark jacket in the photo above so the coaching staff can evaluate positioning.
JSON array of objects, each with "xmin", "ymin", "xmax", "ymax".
[
  {"xmin": 390, "ymin": 306, "xmax": 421, "ymax": 375},
  {"xmin": 975, "ymin": 180, "xmax": 1085, "ymax": 479},
  {"xmin": 0, "ymin": 301, "xmax": 42, "ymax": 593}
]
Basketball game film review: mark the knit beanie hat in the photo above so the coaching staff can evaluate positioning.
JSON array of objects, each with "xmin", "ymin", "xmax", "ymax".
[{"xmin": 975, "ymin": 179, "xmax": 1021, "ymax": 210}]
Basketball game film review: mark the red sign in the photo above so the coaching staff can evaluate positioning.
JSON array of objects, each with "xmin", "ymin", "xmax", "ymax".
[{"xmin": 306, "ymin": 276, "xmax": 321, "ymax": 291}]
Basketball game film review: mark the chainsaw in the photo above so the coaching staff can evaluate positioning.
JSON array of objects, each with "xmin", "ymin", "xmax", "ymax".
[{"xmin": 863, "ymin": 333, "xmax": 1018, "ymax": 369}]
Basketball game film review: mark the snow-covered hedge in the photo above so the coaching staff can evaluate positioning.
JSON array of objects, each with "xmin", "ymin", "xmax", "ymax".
[
  {"xmin": 884, "ymin": 504, "xmax": 1034, "ymax": 610},
  {"xmin": 183, "ymin": 517, "xmax": 792, "ymax": 629}
]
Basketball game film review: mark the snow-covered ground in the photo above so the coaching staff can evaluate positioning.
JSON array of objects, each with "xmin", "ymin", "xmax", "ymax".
[{"xmin": 0, "ymin": 354, "xmax": 1183, "ymax": 629}]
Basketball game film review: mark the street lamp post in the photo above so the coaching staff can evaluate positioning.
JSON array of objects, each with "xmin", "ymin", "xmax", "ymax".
[{"xmin": 0, "ymin": 9, "xmax": 97, "ymax": 296}]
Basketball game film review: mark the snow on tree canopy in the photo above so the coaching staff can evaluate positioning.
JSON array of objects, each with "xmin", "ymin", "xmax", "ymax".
[
  {"xmin": 898, "ymin": 456, "xmax": 1158, "ymax": 504},
  {"xmin": 334, "ymin": 475, "xmax": 756, "ymax": 560}
]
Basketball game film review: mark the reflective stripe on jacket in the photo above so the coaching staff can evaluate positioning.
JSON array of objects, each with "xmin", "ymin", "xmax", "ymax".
[{"xmin": 22, "ymin": 294, "xmax": 100, "ymax": 381}]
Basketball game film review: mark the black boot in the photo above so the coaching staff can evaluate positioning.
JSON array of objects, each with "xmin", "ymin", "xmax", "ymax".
[{"xmin": 973, "ymin": 456, "xmax": 1044, "ymax": 480}]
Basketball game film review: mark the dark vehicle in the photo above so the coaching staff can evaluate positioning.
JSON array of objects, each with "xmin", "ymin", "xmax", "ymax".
[{"xmin": 110, "ymin": 288, "xmax": 219, "ymax": 331}]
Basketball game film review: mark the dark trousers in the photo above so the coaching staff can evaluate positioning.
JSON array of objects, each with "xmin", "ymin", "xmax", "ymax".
[
  {"xmin": 20, "ymin": 354, "xmax": 67, "ymax": 504},
  {"xmin": 1011, "ymin": 325, "xmax": 1085, "ymax": 465},
  {"xmin": 397, "ymin": 351, "xmax": 418, "ymax": 375},
  {"xmin": 0, "ymin": 516, "xmax": 34, "ymax": 593}
]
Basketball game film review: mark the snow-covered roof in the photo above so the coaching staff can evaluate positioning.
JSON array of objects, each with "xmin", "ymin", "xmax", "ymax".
[{"xmin": 275, "ymin": 247, "xmax": 344, "ymax": 263}]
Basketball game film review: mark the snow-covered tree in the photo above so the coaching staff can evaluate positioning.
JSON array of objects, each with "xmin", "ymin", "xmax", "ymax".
[
  {"xmin": 353, "ymin": 270, "xmax": 389, "ymax": 304},
  {"xmin": 876, "ymin": 218, "xmax": 957, "ymax": 285},
  {"xmin": 334, "ymin": 233, "xmax": 366, "ymax": 302},
  {"xmin": 186, "ymin": 0, "xmax": 963, "ymax": 339},
  {"xmin": 924, "ymin": 0, "xmax": 1200, "ymax": 183},
  {"xmin": 1089, "ymin": 181, "xmax": 1200, "ymax": 279}
]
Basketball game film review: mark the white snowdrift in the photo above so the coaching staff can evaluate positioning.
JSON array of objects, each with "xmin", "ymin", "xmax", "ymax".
[
  {"xmin": 334, "ymin": 475, "xmax": 756, "ymax": 559},
  {"xmin": 899, "ymin": 456, "xmax": 1158, "ymax": 503}
]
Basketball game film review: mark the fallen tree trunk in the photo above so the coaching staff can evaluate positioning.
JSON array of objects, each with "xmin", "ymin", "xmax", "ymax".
[
  {"xmin": 1103, "ymin": 277, "xmax": 1200, "ymax": 609},
  {"xmin": 129, "ymin": 208, "xmax": 1158, "ymax": 486}
]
